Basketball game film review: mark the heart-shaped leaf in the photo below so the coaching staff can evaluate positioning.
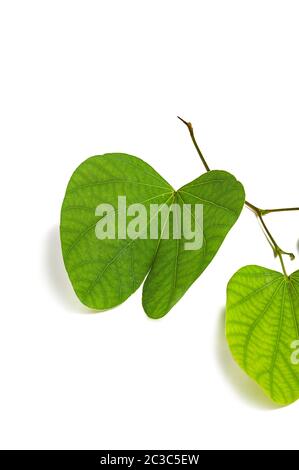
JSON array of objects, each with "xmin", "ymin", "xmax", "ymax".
[
  {"xmin": 61, "ymin": 154, "xmax": 245, "ymax": 316},
  {"xmin": 142, "ymin": 171, "xmax": 245, "ymax": 318},
  {"xmin": 60, "ymin": 153, "xmax": 173, "ymax": 309},
  {"xmin": 226, "ymin": 265, "xmax": 299, "ymax": 405}
]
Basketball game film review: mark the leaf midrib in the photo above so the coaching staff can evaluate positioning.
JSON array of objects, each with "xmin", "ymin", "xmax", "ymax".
[
  {"xmin": 180, "ymin": 190, "xmax": 238, "ymax": 217},
  {"xmin": 242, "ymin": 278, "xmax": 284, "ymax": 369}
]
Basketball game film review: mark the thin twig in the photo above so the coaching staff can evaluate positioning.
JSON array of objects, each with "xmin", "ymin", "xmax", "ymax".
[
  {"xmin": 261, "ymin": 207, "xmax": 299, "ymax": 215},
  {"xmin": 178, "ymin": 116, "xmax": 297, "ymax": 276}
]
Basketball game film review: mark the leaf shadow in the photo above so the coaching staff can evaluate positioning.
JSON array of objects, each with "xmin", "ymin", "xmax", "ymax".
[
  {"xmin": 215, "ymin": 308, "xmax": 282, "ymax": 410},
  {"xmin": 45, "ymin": 225, "xmax": 91, "ymax": 314}
]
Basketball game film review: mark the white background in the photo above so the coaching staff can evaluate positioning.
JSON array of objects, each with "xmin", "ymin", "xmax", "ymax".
[{"xmin": 1, "ymin": 0, "xmax": 299, "ymax": 450}]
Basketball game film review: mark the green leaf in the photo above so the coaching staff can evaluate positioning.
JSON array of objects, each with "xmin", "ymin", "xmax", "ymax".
[
  {"xmin": 60, "ymin": 153, "xmax": 174, "ymax": 309},
  {"xmin": 142, "ymin": 171, "xmax": 245, "ymax": 318},
  {"xmin": 226, "ymin": 265, "xmax": 299, "ymax": 405},
  {"xmin": 61, "ymin": 155, "xmax": 245, "ymax": 316}
]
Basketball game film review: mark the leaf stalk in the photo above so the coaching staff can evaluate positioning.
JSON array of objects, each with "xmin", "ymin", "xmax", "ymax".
[{"xmin": 178, "ymin": 116, "xmax": 297, "ymax": 277}]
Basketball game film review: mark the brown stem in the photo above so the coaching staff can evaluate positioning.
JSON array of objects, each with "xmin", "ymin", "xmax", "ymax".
[{"xmin": 178, "ymin": 116, "xmax": 296, "ymax": 276}]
